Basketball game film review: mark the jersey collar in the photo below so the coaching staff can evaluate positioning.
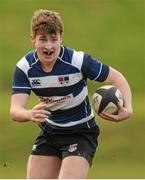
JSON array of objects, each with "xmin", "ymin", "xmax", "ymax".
[{"xmin": 33, "ymin": 45, "xmax": 65, "ymax": 62}]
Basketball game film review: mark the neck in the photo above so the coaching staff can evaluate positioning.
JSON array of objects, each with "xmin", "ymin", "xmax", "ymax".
[{"xmin": 41, "ymin": 60, "xmax": 57, "ymax": 72}]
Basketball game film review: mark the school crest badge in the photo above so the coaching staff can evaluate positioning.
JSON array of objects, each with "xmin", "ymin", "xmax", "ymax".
[
  {"xmin": 68, "ymin": 143, "xmax": 78, "ymax": 152},
  {"xmin": 58, "ymin": 76, "xmax": 69, "ymax": 85}
]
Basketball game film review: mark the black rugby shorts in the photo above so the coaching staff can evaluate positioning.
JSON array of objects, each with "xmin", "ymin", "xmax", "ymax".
[{"xmin": 31, "ymin": 125, "xmax": 100, "ymax": 166}]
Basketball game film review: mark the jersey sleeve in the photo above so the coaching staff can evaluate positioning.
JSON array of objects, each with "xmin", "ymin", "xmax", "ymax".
[
  {"xmin": 12, "ymin": 66, "xmax": 31, "ymax": 94},
  {"xmin": 81, "ymin": 53, "xmax": 109, "ymax": 82}
]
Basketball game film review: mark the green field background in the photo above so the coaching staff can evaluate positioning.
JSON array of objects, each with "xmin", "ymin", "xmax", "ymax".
[{"xmin": 0, "ymin": 0, "xmax": 144, "ymax": 178}]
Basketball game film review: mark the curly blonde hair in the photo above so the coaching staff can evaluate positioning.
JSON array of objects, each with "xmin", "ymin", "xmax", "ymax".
[{"xmin": 31, "ymin": 9, "xmax": 64, "ymax": 37}]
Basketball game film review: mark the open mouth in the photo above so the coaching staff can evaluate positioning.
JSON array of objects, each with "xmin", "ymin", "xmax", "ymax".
[{"xmin": 43, "ymin": 49, "xmax": 54, "ymax": 56}]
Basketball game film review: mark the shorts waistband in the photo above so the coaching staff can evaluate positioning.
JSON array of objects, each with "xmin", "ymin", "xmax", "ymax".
[{"xmin": 39, "ymin": 118, "xmax": 97, "ymax": 134}]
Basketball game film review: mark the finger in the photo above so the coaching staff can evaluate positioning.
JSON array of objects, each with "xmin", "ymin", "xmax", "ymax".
[
  {"xmin": 34, "ymin": 104, "xmax": 48, "ymax": 110},
  {"xmin": 35, "ymin": 109, "xmax": 51, "ymax": 115},
  {"xmin": 31, "ymin": 118, "xmax": 46, "ymax": 123},
  {"xmin": 101, "ymin": 112, "xmax": 116, "ymax": 119},
  {"xmin": 99, "ymin": 113, "xmax": 115, "ymax": 121},
  {"xmin": 38, "ymin": 118, "xmax": 47, "ymax": 122},
  {"xmin": 34, "ymin": 113, "xmax": 49, "ymax": 119},
  {"xmin": 99, "ymin": 112, "xmax": 123, "ymax": 122},
  {"xmin": 32, "ymin": 114, "xmax": 48, "ymax": 122}
]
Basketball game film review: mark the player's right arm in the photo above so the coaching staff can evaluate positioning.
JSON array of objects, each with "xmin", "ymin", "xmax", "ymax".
[
  {"xmin": 10, "ymin": 93, "xmax": 50, "ymax": 123},
  {"xmin": 11, "ymin": 55, "xmax": 50, "ymax": 123}
]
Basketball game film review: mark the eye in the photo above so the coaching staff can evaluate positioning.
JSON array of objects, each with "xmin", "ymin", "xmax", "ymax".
[
  {"xmin": 52, "ymin": 38, "xmax": 58, "ymax": 42},
  {"xmin": 38, "ymin": 35, "xmax": 47, "ymax": 41},
  {"xmin": 39, "ymin": 38, "xmax": 46, "ymax": 41}
]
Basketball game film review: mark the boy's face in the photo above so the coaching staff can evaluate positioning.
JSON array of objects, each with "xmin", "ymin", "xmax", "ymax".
[{"xmin": 31, "ymin": 33, "xmax": 62, "ymax": 64}]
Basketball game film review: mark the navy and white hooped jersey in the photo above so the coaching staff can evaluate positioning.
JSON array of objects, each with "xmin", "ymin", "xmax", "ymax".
[{"xmin": 12, "ymin": 45, "xmax": 109, "ymax": 127}]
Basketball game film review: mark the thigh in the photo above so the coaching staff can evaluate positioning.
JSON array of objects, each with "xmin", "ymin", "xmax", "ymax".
[
  {"xmin": 27, "ymin": 155, "xmax": 61, "ymax": 179},
  {"xmin": 60, "ymin": 128, "xmax": 99, "ymax": 166},
  {"xmin": 58, "ymin": 156, "xmax": 89, "ymax": 179}
]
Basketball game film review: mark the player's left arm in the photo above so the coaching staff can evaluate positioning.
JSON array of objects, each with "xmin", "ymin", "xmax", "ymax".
[{"xmin": 100, "ymin": 66, "xmax": 133, "ymax": 122}]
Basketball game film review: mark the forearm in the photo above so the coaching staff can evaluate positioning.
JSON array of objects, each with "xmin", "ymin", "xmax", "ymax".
[
  {"xmin": 100, "ymin": 67, "xmax": 133, "ymax": 121},
  {"xmin": 10, "ymin": 107, "xmax": 31, "ymax": 122},
  {"xmin": 10, "ymin": 101, "xmax": 50, "ymax": 123},
  {"xmin": 105, "ymin": 67, "xmax": 132, "ymax": 111},
  {"xmin": 112, "ymin": 73, "xmax": 132, "ymax": 110}
]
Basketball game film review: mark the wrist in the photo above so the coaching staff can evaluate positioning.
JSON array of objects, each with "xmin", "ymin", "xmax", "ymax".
[
  {"xmin": 25, "ymin": 109, "xmax": 33, "ymax": 121},
  {"xmin": 124, "ymin": 105, "xmax": 133, "ymax": 117}
]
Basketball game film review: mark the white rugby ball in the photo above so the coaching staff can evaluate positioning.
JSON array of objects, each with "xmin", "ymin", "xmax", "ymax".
[{"xmin": 92, "ymin": 85, "xmax": 124, "ymax": 115}]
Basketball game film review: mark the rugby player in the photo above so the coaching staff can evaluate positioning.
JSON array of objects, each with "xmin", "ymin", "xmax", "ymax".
[{"xmin": 10, "ymin": 9, "xmax": 133, "ymax": 179}]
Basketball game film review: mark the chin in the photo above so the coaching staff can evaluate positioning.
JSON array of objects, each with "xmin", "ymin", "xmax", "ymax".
[{"xmin": 44, "ymin": 57, "xmax": 55, "ymax": 63}]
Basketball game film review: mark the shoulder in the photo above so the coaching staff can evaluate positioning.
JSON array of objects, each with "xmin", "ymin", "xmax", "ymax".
[
  {"xmin": 62, "ymin": 45, "xmax": 85, "ymax": 70},
  {"xmin": 62, "ymin": 45, "xmax": 100, "ymax": 70},
  {"xmin": 16, "ymin": 50, "xmax": 37, "ymax": 74}
]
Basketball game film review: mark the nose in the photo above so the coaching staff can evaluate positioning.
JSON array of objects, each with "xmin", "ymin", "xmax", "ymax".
[{"xmin": 44, "ymin": 41, "xmax": 52, "ymax": 50}]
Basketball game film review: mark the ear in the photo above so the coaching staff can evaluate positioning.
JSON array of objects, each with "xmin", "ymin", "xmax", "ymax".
[
  {"xmin": 31, "ymin": 35, "xmax": 35, "ymax": 44},
  {"xmin": 59, "ymin": 36, "xmax": 63, "ymax": 44}
]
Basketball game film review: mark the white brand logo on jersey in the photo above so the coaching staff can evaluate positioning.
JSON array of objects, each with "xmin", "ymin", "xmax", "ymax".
[
  {"xmin": 31, "ymin": 79, "xmax": 41, "ymax": 86},
  {"xmin": 68, "ymin": 143, "xmax": 78, "ymax": 152}
]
